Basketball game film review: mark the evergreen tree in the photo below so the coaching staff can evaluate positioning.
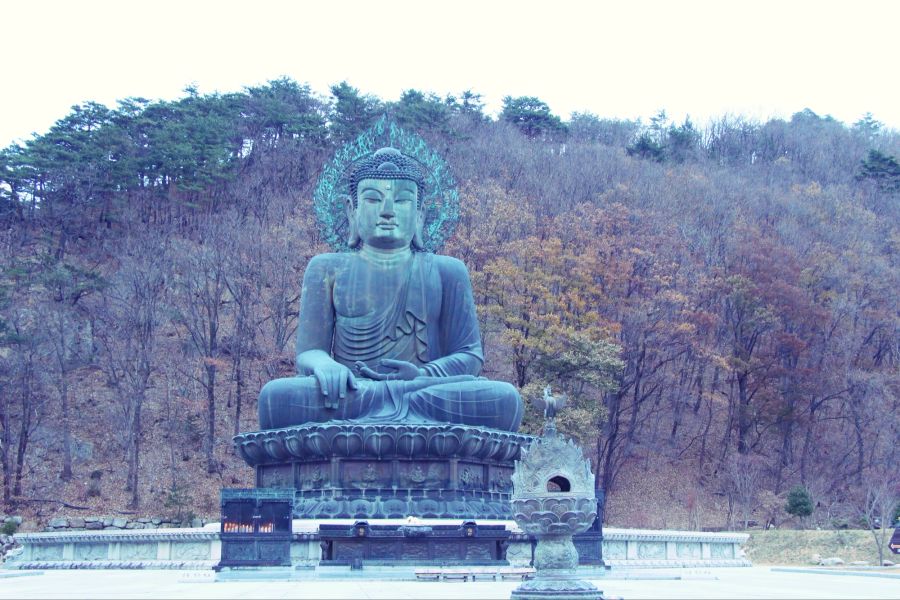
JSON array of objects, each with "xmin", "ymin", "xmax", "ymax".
[
  {"xmin": 785, "ymin": 485, "xmax": 814, "ymax": 526},
  {"xmin": 626, "ymin": 133, "xmax": 666, "ymax": 162},
  {"xmin": 329, "ymin": 81, "xmax": 381, "ymax": 143},
  {"xmin": 390, "ymin": 89, "xmax": 450, "ymax": 133},
  {"xmin": 857, "ymin": 149, "xmax": 900, "ymax": 192},
  {"xmin": 500, "ymin": 96, "xmax": 566, "ymax": 139}
]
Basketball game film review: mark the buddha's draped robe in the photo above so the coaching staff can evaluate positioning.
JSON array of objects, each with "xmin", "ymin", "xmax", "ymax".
[{"xmin": 258, "ymin": 252, "xmax": 523, "ymax": 431}]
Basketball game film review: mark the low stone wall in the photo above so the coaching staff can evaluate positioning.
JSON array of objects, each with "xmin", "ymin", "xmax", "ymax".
[
  {"xmin": 44, "ymin": 516, "xmax": 211, "ymax": 532},
  {"xmin": 5, "ymin": 526, "xmax": 221, "ymax": 570},
  {"xmin": 600, "ymin": 527, "xmax": 751, "ymax": 567},
  {"xmin": 4, "ymin": 521, "xmax": 751, "ymax": 570}
]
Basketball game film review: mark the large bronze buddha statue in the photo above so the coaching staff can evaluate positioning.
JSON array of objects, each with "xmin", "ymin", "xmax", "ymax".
[{"xmin": 258, "ymin": 148, "xmax": 523, "ymax": 432}]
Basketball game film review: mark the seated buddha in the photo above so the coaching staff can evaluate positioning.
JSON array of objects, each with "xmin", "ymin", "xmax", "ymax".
[{"xmin": 257, "ymin": 148, "xmax": 523, "ymax": 432}]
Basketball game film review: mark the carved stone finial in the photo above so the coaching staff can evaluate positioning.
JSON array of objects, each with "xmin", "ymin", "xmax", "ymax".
[
  {"xmin": 510, "ymin": 429, "xmax": 602, "ymax": 599},
  {"xmin": 536, "ymin": 385, "xmax": 568, "ymax": 426}
]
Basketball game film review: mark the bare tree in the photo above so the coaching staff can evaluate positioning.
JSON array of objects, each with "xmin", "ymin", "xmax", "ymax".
[
  {"xmin": 0, "ymin": 309, "xmax": 50, "ymax": 501},
  {"xmin": 172, "ymin": 221, "xmax": 230, "ymax": 473},
  {"xmin": 93, "ymin": 229, "xmax": 170, "ymax": 508},
  {"xmin": 41, "ymin": 261, "xmax": 99, "ymax": 481},
  {"xmin": 858, "ymin": 475, "xmax": 899, "ymax": 566},
  {"xmin": 723, "ymin": 453, "xmax": 764, "ymax": 529},
  {"xmin": 222, "ymin": 217, "xmax": 264, "ymax": 437}
]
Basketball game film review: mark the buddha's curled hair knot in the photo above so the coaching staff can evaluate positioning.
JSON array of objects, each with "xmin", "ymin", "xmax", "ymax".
[{"xmin": 349, "ymin": 147, "xmax": 426, "ymax": 205}]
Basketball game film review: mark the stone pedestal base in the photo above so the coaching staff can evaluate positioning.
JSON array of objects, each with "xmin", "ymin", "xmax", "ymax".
[
  {"xmin": 511, "ymin": 536, "xmax": 603, "ymax": 599},
  {"xmin": 511, "ymin": 573, "xmax": 603, "ymax": 600},
  {"xmin": 234, "ymin": 423, "xmax": 533, "ymax": 520}
]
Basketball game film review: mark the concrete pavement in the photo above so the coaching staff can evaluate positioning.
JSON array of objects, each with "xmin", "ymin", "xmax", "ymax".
[{"xmin": 0, "ymin": 567, "xmax": 898, "ymax": 599}]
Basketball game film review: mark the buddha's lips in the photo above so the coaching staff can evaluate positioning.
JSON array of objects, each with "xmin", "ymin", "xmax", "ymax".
[{"xmin": 377, "ymin": 222, "xmax": 397, "ymax": 229}]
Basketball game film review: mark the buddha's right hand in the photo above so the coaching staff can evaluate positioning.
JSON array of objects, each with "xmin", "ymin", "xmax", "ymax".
[{"xmin": 312, "ymin": 363, "xmax": 358, "ymax": 409}]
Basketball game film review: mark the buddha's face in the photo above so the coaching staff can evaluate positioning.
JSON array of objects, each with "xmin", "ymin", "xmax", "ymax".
[{"xmin": 353, "ymin": 178, "xmax": 421, "ymax": 250}]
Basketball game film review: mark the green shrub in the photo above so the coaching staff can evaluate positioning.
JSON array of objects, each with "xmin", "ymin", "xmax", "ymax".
[
  {"xmin": 1, "ymin": 520, "xmax": 18, "ymax": 536},
  {"xmin": 162, "ymin": 484, "xmax": 193, "ymax": 523},
  {"xmin": 785, "ymin": 485, "xmax": 814, "ymax": 521}
]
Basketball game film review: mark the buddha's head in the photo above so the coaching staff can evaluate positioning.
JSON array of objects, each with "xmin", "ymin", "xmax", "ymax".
[{"xmin": 347, "ymin": 148, "xmax": 426, "ymax": 251}]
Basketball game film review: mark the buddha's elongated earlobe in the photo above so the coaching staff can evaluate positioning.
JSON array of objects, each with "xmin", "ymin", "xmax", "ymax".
[
  {"xmin": 348, "ymin": 220, "xmax": 361, "ymax": 249},
  {"xmin": 345, "ymin": 196, "xmax": 361, "ymax": 249},
  {"xmin": 411, "ymin": 208, "xmax": 426, "ymax": 251}
]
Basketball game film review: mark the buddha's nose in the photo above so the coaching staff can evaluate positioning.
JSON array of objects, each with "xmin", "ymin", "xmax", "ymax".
[{"xmin": 380, "ymin": 196, "xmax": 395, "ymax": 217}]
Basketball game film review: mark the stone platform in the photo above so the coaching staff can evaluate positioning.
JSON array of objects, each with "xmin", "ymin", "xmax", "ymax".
[{"xmin": 234, "ymin": 422, "xmax": 533, "ymax": 520}]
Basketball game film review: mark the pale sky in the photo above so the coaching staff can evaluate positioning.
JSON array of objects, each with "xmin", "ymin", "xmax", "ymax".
[{"xmin": 3, "ymin": 0, "xmax": 899, "ymax": 148}]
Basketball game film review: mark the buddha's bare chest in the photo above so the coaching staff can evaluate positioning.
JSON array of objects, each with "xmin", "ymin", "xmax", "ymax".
[{"xmin": 332, "ymin": 264, "xmax": 408, "ymax": 318}]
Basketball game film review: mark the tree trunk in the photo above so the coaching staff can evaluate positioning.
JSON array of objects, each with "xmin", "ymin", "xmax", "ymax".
[
  {"xmin": 128, "ymin": 398, "xmax": 142, "ymax": 509},
  {"xmin": 59, "ymin": 375, "xmax": 73, "ymax": 481},
  {"xmin": 736, "ymin": 370, "xmax": 751, "ymax": 455},
  {"xmin": 206, "ymin": 363, "xmax": 217, "ymax": 473},
  {"xmin": 234, "ymin": 353, "xmax": 244, "ymax": 438},
  {"xmin": 14, "ymin": 411, "xmax": 30, "ymax": 497},
  {"xmin": 600, "ymin": 389, "xmax": 622, "ymax": 495},
  {"xmin": 1, "ymin": 425, "xmax": 10, "ymax": 503},
  {"xmin": 13, "ymin": 369, "xmax": 34, "ymax": 497}
]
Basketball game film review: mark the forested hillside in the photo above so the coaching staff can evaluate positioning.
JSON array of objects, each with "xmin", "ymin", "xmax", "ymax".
[{"xmin": 1, "ymin": 79, "xmax": 897, "ymax": 530}]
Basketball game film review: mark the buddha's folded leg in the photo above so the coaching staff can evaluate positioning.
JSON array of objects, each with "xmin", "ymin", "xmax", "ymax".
[
  {"xmin": 403, "ymin": 380, "xmax": 523, "ymax": 431},
  {"xmin": 258, "ymin": 376, "xmax": 387, "ymax": 429}
]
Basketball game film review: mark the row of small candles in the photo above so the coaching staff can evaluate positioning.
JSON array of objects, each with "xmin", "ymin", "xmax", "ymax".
[{"xmin": 222, "ymin": 521, "xmax": 274, "ymax": 533}]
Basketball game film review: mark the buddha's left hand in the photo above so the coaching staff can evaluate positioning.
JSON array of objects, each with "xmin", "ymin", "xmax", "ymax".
[{"xmin": 355, "ymin": 359, "xmax": 423, "ymax": 381}]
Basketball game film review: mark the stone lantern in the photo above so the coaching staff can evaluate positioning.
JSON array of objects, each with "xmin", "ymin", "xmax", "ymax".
[{"xmin": 510, "ymin": 414, "xmax": 603, "ymax": 600}]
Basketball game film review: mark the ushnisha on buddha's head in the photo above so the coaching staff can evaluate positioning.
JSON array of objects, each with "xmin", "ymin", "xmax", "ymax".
[{"xmin": 346, "ymin": 148, "xmax": 427, "ymax": 251}]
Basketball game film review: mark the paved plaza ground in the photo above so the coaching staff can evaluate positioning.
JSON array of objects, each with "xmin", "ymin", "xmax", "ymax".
[{"xmin": 1, "ymin": 567, "xmax": 899, "ymax": 599}]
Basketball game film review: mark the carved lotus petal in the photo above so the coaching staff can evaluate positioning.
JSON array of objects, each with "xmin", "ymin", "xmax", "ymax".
[
  {"xmin": 238, "ymin": 441, "xmax": 265, "ymax": 463},
  {"xmin": 427, "ymin": 432, "xmax": 460, "ymax": 457},
  {"xmin": 547, "ymin": 522, "xmax": 572, "ymax": 535},
  {"xmin": 419, "ymin": 499, "xmax": 440, "ymax": 517},
  {"xmin": 305, "ymin": 432, "xmax": 330, "ymax": 457},
  {"xmin": 542, "ymin": 509, "xmax": 563, "ymax": 524},
  {"xmin": 459, "ymin": 430, "xmax": 485, "ymax": 458},
  {"xmin": 264, "ymin": 437, "xmax": 289, "ymax": 460},
  {"xmin": 447, "ymin": 426, "xmax": 466, "ymax": 443},
  {"xmin": 537, "ymin": 514, "xmax": 556, "ymax": 530},
  {"xmin": 321, "ymin": 500, "xmax": 342, "ymax": 516},
  {"xmin": 463, "ymin": 497, "xmax": 485, "ymax": 514},
  {"xmin": 333, "ymin": 431, "xmax": 363, "ymax": 456},
  {"xmin": 397, "ymin": 432, "xmax": 426, "ymax": 458},
  {"xmin": 559, "ymin": 511, "xmax": 581, "ymax": 527},
  {"xmin": 479, "ymin": 437, "xmax": 502, "ymax": 460},
  {"xmin": 383, "ymin": 499, "xmax": 408, "ymax": 518},
  {"xmin": 363, "ymin": 432, "xmax": 394, "ymax": 458},
  {"xmin": 551, "ymin": 501, "xmax": 571, "ymax": 517},
  {"xmin": 283, "ymin": 435, "xmax": 305, "ymax": 458},
  {"xmin": 511, "ymin": 498, "xmax": 541, "ymax": 521},
  {"xmin": 496, "ymin": 436, "xmax": 521, "ymax": 461},
  {"xmin": 350, "ymin": 500, "xmax": 372, "ymax": 517}
]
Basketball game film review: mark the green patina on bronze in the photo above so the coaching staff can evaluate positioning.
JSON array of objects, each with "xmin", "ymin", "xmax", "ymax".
[
  {"xmin": 259, "ymin": 136, "xmax": 522, "ymax": 432},
  {"xmin": 245, "ymin": 134, "xmax": 525, "ymax": 521},
  {"xmin": 313, "ymin": 116, "xmax": 459, "ymax": 253}
]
